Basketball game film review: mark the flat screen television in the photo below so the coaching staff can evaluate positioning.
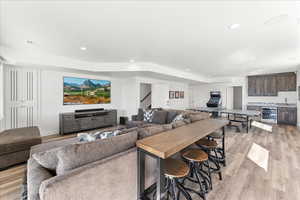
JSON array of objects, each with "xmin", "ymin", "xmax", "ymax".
[{"xmin": 63, "ymin": 76, "xmax": 111, "ymax": 105}]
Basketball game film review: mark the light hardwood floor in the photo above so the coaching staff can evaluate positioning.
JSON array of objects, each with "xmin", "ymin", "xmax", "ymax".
[{"xmin": 1, "ymin": 125, "xmax": 300, "ymax": 200}]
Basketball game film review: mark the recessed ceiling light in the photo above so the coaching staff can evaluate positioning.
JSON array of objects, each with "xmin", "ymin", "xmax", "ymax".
[
  {"xmin": 26, "ymin": 40, "xmax": 34, "ymax": 44},
  {"xmin": 229, "ymin": 24, "xmax": 240, "ymax": 30},
  {"xmin": 130, "ymin": 59, "xmax": 135, "ymax": 63},
  {"xmin": 80, "ymin": 46, "xmax": 87, "ymax": 51}
]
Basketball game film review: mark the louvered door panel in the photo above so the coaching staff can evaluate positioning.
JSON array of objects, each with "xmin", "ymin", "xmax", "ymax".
[{"xmin": 4, "ymin": 66, "xmax": 38, "ymax": 129}]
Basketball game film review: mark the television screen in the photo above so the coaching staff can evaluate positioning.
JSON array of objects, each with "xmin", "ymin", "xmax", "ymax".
[{"xmin": 63, "ymin": 77, "xmax": 111, "ymax": 105}]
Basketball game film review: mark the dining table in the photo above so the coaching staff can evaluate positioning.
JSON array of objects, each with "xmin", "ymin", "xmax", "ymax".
[{"xmin": 136, "ymin": 118, "xmax": 229, "ymax": 200}]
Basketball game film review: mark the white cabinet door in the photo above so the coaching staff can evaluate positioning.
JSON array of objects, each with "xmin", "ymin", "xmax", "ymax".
[{"xmin": 4, "ymin": 66, "xmax": 39, "ymax": 129}]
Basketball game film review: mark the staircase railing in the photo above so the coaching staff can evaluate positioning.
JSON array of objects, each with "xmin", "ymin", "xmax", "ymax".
[{"xmin": 140, "ymin": 91, "xmax": 151, "ymax": 103}]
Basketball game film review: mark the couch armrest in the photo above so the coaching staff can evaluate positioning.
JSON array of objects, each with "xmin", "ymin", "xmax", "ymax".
[{"xmin": 27, "ymin": 158, "xmax": 53, "ymax": 200}]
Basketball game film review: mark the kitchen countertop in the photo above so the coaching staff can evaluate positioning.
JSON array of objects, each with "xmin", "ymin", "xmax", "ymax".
[{"xmin": 247, "ymin": 102, "xmax": 297, "ymax": 108}]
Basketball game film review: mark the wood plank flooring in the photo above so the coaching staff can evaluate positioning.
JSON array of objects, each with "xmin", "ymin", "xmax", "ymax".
[{"xmin": 1, "ymin": 125, "xmax": 300, "ymax": 200}]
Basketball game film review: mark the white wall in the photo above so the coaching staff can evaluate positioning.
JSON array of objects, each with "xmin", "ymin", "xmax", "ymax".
[
  {"xmin": 189, "ymin": 75, "xmax": 297, "ymax": 110},
  {"xmin": 0, "ymin": 62, "xmax": 3, "ymax": 120},
  {"xmin": 136, "ymin": 76, "xmax": 189, "ymax": 111},
  {"xmin": 0, "ymin": 62, "xmax": 4, "ymax": 131},
  {"xmin": 189, "ymin": 83, "xmax": 237, "ymax": 109},
  {"xmin": 1, "ymin": 65, "xmax": 191, "ymax": 135},
  {"xmin": 40, "ymin": 70, "xmax": 123, "ymax": 136}
]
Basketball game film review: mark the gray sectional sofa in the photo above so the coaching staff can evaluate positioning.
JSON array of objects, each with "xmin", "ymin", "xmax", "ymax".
[{"xmin": 27, "ymin": 109, "xmax": 210, "ymax": 200}]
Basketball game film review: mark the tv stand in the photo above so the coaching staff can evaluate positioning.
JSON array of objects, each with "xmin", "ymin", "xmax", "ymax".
[{"xmin": 59, "ymin": 109, "xmax": 117, "ymax": 135}]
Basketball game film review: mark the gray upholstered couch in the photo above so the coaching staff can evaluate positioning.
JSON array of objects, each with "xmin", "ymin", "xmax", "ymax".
[{"xmin": 27, "ymin": 110, "xmax": 210, "ymax": 200}]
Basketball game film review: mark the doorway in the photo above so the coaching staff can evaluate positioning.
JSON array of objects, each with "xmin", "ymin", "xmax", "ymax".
[
  {"xmin": 140, "ymin": 83, "xmax": 152, "ymax": 109},
  {"xmin": 233, "ymin": 86, "xmax": 243, "ymax": 110}
]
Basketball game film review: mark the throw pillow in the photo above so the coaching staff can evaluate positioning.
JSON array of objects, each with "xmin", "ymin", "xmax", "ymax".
[
  {"xmin": 172, "ymin": 114, "xmax": 184, "ymax": 122},
  {"xmin": 166, "ymin": 111, "xmax": 178, "ymax": 124},
  {"xmin": 94, "ymin": 129, "xmax": 122, "ymax": 140},
  {"xmin": 143, "ymin": 109, "xmax": 154, "ymax": 122},
  {"xmin": 77, "ymin": 133, "xmax": 96, "ymax": 142},
  {"xmin": 152, "ymin": 111, "xmax": 168, "ymax": 124}
]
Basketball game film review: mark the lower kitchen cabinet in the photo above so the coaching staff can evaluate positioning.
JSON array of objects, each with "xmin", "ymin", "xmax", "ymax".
[{"xmin": 277, "ymin": 107, "xmax": 297, "ymax": 126}]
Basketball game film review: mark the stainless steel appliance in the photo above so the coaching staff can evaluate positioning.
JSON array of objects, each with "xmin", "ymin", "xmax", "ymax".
[{"xmin": 261, "ymin": 107, "xmax": 277, "ymax": 123}]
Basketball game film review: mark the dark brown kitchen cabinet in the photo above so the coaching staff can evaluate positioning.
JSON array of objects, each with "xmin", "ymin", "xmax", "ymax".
[
  {"xmin": 248, "ymin": 76, "xmax": 257, "ymax": 96},
  {"xmin": 264, "ymin": 75, "xmax": 277, "ymax": 96},
  {"xmin": 276, "ymin": 72, "xmax": 296, "ymax": 92},
  {"xmin": 248, "ymin": 72, "xmax": 296, "ymax": 96},
  {"xmin": 277, "ymin": 107, "xmax": 297, "ymax": 126},
  {"xmin": 248, "ymin": 75, "xmax": 277, "ymax": 96}
]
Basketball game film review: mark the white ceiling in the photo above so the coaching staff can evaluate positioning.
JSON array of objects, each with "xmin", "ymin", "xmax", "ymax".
[{"xmin": 0, "ymin": 1, "xmax": 300, "ymax": 82}]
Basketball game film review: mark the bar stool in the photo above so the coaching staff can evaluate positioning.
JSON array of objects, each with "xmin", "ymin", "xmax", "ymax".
[
  {"xmin": 207, "ymin": 131, "xmax": 226, "ymax": 166},
  {"xmin": 195, "ymin": 138, "xmax": 223, "ymax": 181},
  {"xmin": 152, "ymin": 158, "xmax": 192, "ymax": 200},
  {"xmin": 181, "ymin": 149, "xmax": 212, "ymax": 200}
]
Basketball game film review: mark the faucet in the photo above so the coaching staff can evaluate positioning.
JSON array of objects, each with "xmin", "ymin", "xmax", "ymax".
[{"xmin": 284, "ymin": 98, "xmax": 288, "ymax": 104}]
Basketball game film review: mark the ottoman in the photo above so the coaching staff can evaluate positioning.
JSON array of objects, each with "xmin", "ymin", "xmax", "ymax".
[{"xmin": 0, "ymin": 127, "xmax": 41, "ymax": 169}]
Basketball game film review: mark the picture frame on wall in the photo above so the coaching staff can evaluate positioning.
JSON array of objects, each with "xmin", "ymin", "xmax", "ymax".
[
  {"xmin": 179, "ymin": 91, "xmax": 184, "ymax": 99},
  {"xmin": 169, "ymin": 91, "xmax": 175, "ymax": 99},
  {"xmin": 175, "ymin": 91, "xmax": 180, "ymax": 99}
]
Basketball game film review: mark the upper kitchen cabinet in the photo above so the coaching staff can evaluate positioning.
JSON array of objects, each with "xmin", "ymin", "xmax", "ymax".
[
  {"xmin": 248, "ymin": 72, "xmax": 296, "ymax": 96},
  {"xmin": 276, "ymin": 72, "xmax": 296, "ymax": 92},
  {"xmin": 248, "ymin": 74, "xmax": 277, "ymax": 96}
]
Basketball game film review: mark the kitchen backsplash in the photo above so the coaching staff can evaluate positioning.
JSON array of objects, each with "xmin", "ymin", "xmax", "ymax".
[{"xmin": 247, "ymin": 91, "xmax": 297, "ymax": 104}]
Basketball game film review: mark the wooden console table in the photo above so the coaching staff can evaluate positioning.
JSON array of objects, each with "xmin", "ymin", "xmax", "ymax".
[{"xmin": 136, "ymin": 118, "xmax": 228, "ymax": 200}]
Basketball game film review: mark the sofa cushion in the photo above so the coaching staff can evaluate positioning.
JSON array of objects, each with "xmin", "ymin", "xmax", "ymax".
[
  {"xmin": 138, "ymin": 125, "xmax": 167, "ymax": 139},
  {"xmin": 0, "ymin": 127, "xmax": 41, "ymax": 155},
  {"xmin": 152, "ymin": 110, "xmax": 168, "ymax": 124},
  {"xmin": 126, "ymin": 120, "xmax": 147, "ymax": 128},
  {"xmin": 166, "ymin": 111, "xmax": 178, "ymax": 124},
  {"xmin": 189, "ymin": 112, "xmax": 210, "ymax": 122},
  {"xmin": 120, "ymin": 127, "xmax": 138, "ymax": 135},
  {"xmin": 55, "ymin": 130, "xmax": 138, "ymax": 175}
]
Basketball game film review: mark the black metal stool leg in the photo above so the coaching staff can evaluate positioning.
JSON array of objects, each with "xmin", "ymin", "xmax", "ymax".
[{"xmin": 176, "ymin": 179, "xmax": 193, "ymax": 200}]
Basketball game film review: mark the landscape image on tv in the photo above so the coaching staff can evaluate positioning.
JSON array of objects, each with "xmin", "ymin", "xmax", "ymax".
[{"xmin": 63, "ymin": 77, "xmax": 111, "ymax": 105}]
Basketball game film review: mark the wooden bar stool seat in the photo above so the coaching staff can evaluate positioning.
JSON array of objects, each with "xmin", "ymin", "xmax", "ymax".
[
  {"xmin": 164, "ymin": 158, "xmax": 190, "ymax": 178},
  {"xmin": 152, "ymin": 158, "xmax": 192, "ymax": 200},
  {"xmin": 182, "ymin": 149, "xmax": 208, "ymax": 162},
  {"xmin": 208, "ymin": 131, "xmax": 223, "ymax": 139},
  {"xmin": 196, "ymin": 139, "xmax": 218, "ymax": 149}
]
